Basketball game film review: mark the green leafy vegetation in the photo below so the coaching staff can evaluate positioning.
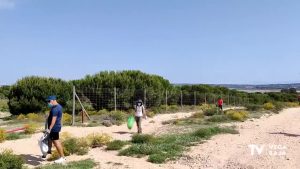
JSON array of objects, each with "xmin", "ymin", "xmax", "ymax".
[
  {"xmin": 0, "ymin": 99, "xmax": 9, "ymax": 112},
  {"xmin": 225, "ymin": 110, "xmax": 249, "ymax": 121},
  {"xmin": 8, "ymin": 76, "xmax": 72, "ymax": 115},
  {"xmin": 0, "ymin": 128, "xmax": 6, "ymax": 143},
  {"xmin": 6, "ymin": 133, "xmax": 27, "ymax": 140},
  {"xmin": 106, "ymin": 140, "xmax": 128, "ymax": 150},
  {"xmin": 0, "ymin": 149, "xmax": 24, "ymax": 169},
  {"xmin": 119, "ymin": 126, "xmax": 238, "ymax": 163},
  {"xmin": 3, "ymin": 70, "xmax": 299, "ymax": 116},
  {"xmin": 37, "ymin": 159, "xmax": 96, "ymax": 169}
]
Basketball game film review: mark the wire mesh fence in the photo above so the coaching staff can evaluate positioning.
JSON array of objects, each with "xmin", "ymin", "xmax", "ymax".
[{"xmin": 74, "ymin": 87, "xmax": 250, "ymax": 113}]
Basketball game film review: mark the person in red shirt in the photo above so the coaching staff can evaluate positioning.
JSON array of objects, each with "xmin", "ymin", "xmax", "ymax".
[{"xmin": 218, "ymin": 97, "xmax": 223, "ymax": 111}]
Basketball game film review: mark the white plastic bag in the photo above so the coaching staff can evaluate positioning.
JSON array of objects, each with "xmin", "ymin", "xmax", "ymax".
[{"xmin": 38, "ymin": 132, "xmax": 49, "ymax": 156}]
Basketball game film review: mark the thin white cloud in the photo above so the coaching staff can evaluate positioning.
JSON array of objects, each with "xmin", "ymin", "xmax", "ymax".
[{"xmin": 0, "ymin": 0, "xmax": 16, "ymax": 9}]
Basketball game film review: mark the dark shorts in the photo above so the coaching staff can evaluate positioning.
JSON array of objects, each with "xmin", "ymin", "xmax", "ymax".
[
  {"xmin": 218, "ymin": 105, "xmax": 223, "ymax": 110},
  {"xmin": 49, "ymin": 132, "xmax": 60, "ymax": 141}
]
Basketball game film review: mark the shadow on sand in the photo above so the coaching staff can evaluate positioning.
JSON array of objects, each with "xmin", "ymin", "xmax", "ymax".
[
  {"xmin": 269, "ymin": 132, "xmax": 300, "ymax": 137},
  {"xmin": 113, "ymin": 131, "xmax": 135, "ymax": 135},
  {"xmin": 20, "ymin": 154, "xmax": 44, "ymax": 166}
]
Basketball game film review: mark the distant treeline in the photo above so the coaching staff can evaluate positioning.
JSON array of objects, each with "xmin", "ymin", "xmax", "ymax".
[{"xmin": 0, "ymin": 70, "xmax": 298, "ymax": 115}]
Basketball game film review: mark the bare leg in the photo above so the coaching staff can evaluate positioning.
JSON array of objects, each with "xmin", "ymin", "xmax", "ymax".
[
  {"xmin": 135, "ymin": 117, "xmax": 142, "ymax": 134},
  {"xmin": 48, "ymin": 139, "xmax": 52, "ymax": 153},
  {"xmin": 53, "ymin": 140, "xmax": 64, "ymax": 157}
]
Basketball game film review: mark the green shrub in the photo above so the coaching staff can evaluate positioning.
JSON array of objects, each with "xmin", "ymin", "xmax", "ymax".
[
  {"xmin": 16, "ymin": 114, "xmax": 26, "ymax": 120},
  {"xmin": 0, "ymin": 86, "xmax": 10, "ymax": 99},
  {"xmin": 110, "ymin": 111, "xmax": 127, "ymax": 125},
  {"xmin": 146, "ymin": 111, "xmax": 156, "ymax": 118},
  {"xmin": 48, "ymin": 147, "xmax": 78, "ymax": 161},
  {"xmin": 0, "ymin": 128, "xmax": 6, "ymax": 143},
  {"xmin": 62, "ymin": 137, "xmax": 77, "ymax": 155},
  {"xmin": 148, "ymin": 153, "xmax": 168, "ymax": 163},
  {"xmin": 47, "ymin": 150, "xmax": 60, "ymax": 161},
  {"xmin": 273, "ymin": 102, "xmax": 285, "ymax": 113},
  {"xmin": 155, "ymin": 105, "xmax": 179, "ymax": 114},
  {"xmin": 6, "ymin": 133, "xmax": 20, "ymax": 140},
  {"xmin": 0, "ymin": 149, "xmax": 24, "ymax": 169},
  {"xmin": 207, "ymin": 115, "xmax": 229, "ymax": 122},
  {"xmin": 60, "ymin": 132, "xmax": 73, "ymax": 142},
  {"xmin": 99, "ymin": 111, "xmax": 128, "ymax": 126},
  {"xmin": 24, "ymin": 123, "xmax": 38, "ymax": 134},
  {"xmin": 74, "ymin": 70, "xmax": 171, "ymax": 110},
  {"xmin": 168, "ymin": 105, "xmax": 180, "ymax": 112},
  {"xmin": 98, "ymin": 109, "xmax": 109, "ymax": 115},
  {"xmin": 120, "ymin": 127, "xmax": 238, "ymax": 164},
  {"xmin": 87, "ymin": 111, "xmax": 98, "ymax": 116},
  {"xmin": 192, "ymin": 127, "xmax": 238, "ymax": 138},
  {"xmin": 86, "ymin": 122, "xmax": 99, "ymax": 127},
  {"xmin": 6, "ymin": 133, "xmax": 26, "ymax": 141},
  {"xmin": 199, "ymin": 104, "xmax": 213, "ymax": 111},
  {"xmin": 87, "ymin": 133, "xmax": 112, "ymax": 148},
  {"xmin": 191, "ymin": 112, "xmax": 204, "ymax": 118},
  {"xmin": 63, "ymin": 113, "xmax": 72, "ymax": 125},
  {"xmin": 192, "ymin": 128, "xmax": 214, "ymax": 138},
  {"xmin": 8, "ymin": 76, "xmax": 72, "ymax": 115},
  {"xmin": 38, "ymin": 159, "xmax": 96, "ymax": 169},
  {"xmin": 75, "ymin": 138, "xmax": 90, "ymax": 155},
  {"xmin": 106, "ymin": 140, "xmax": 128, "ymax": 150},
  {"xmin": 204, "ymin": 108, "xmax": 218, "ymax": 116},
  {"xmin": 263, "ymin": 102, "xmax": 275, "ymax": 110},
  {"xmin": 217, "ymin": 127, "xmax": 239, "ymax": 134},
  {"xmin": 152, "ymin": 107, "xmax": 162, "ymax": 114},
  {"xmin": 285, "ymin": 102, "xmax": 299, "ymax": 107},
  {"xmin": 226, "ymin": 110, "xmax": 248, "ymax": 121},
  {"xmin": 119, "ymin": 144, "xmax": 159, "ymax": 157},
  {"xmin": 132, "ymin": 134, "xmax": 155, "ymax": 144},
  {"xmin": 0, "ymin": 99, "xmax": 9, "ymax": 111},
  {"xmin": 62, "ymin": 137, "xmax": 89, "ymax": 156},
  {"xmin": 157, "ymin": 105, "xmax": 181, "ymax": 113},
  {"xmin": 245, "ymin": 104, "xmax": 262, "ymax": 111},
  {"xmin": 26, "ymin": 113, "xmax": 40, "ymax": 121}
]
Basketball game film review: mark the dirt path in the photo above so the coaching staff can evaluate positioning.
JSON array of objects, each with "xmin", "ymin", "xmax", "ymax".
[
  {"xmin": 0, "ymin": 108, "xmax": 299, "ymax": 169},
  {"xmin": 169, "ymin": 108, "xmax": 300, "ymax": 169}
]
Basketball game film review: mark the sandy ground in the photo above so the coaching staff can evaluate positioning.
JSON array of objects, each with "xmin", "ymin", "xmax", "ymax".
[
  {"xmin": 0, "ymin": 108, "xmax": 299, "ymax": 169},
  {"xmin": 170, "ymin": 108, "xmax": 300, "ymax": 169},
  {"xmin": 0, "ymin": 111, "xmax": 194, "ymax": 168}
]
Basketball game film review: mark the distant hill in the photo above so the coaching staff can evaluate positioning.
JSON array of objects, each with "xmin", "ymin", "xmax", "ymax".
[
  {"xmin": 174, "ymin": 83, "xmax": 300, "ymax": 93},
  {"xmin": 215, "ymin": 83, "xmax": 300, "ymax": 90}
]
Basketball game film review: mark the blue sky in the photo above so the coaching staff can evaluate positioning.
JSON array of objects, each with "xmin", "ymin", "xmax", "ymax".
[{"xmin": 1, "ymin": 0, "xmax": 300, "ymax": 85}]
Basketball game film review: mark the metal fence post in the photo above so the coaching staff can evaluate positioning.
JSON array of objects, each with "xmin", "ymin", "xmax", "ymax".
[
  {"xmin": 205, "ymin": 93, "xmax": 207, "ymax": 104},
  {"xmin": 114, "ymin": 87, "xmax": 117, "ymax": 111},
  {"xmin": 228, "ymin": 94, "xmax": 230, "ymax": 105},
  {"xmin": 180, "ymin": 90, "xmax": 183, "ymax": 109},
  {"xmin": 234, "ymin": 97, "xmax": 236, "ymax": 106},
  {"xmin": 165, "ymin": 90, "xmax": 168, "ymax": 111},
  {"xmin": 194, "ymin": 91, "xmax": 196, "ymax": 106},
  {"xmin": 72, "ymin": 86, "xmax": 76, "ymax": 126},
  {"xmin": 144, "ymin": 89, "xmax": 147, "ymax": 108},
  {"xmin": 213, "ymin": 95, "xmax": 216, "ymax": 104}
]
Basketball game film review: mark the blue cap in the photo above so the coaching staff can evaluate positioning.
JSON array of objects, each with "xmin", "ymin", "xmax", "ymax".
[{"xmin": 46, "ymin": 95, "xmax": 57, "ymax": 101}]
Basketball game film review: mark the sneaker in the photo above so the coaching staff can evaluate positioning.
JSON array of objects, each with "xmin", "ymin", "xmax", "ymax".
[
  {"xmin": 41, "ymin": 151, "xmax": 51, "ymax": 159},
  {"xmin": 54, "ymin": 157, "xmax": 66, "ymax": 164}
]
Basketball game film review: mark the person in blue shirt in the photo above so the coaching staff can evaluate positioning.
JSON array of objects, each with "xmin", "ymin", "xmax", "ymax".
[{"xmin": 45, "ymin": 95, "xmax": 66, "ymax": 164}]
